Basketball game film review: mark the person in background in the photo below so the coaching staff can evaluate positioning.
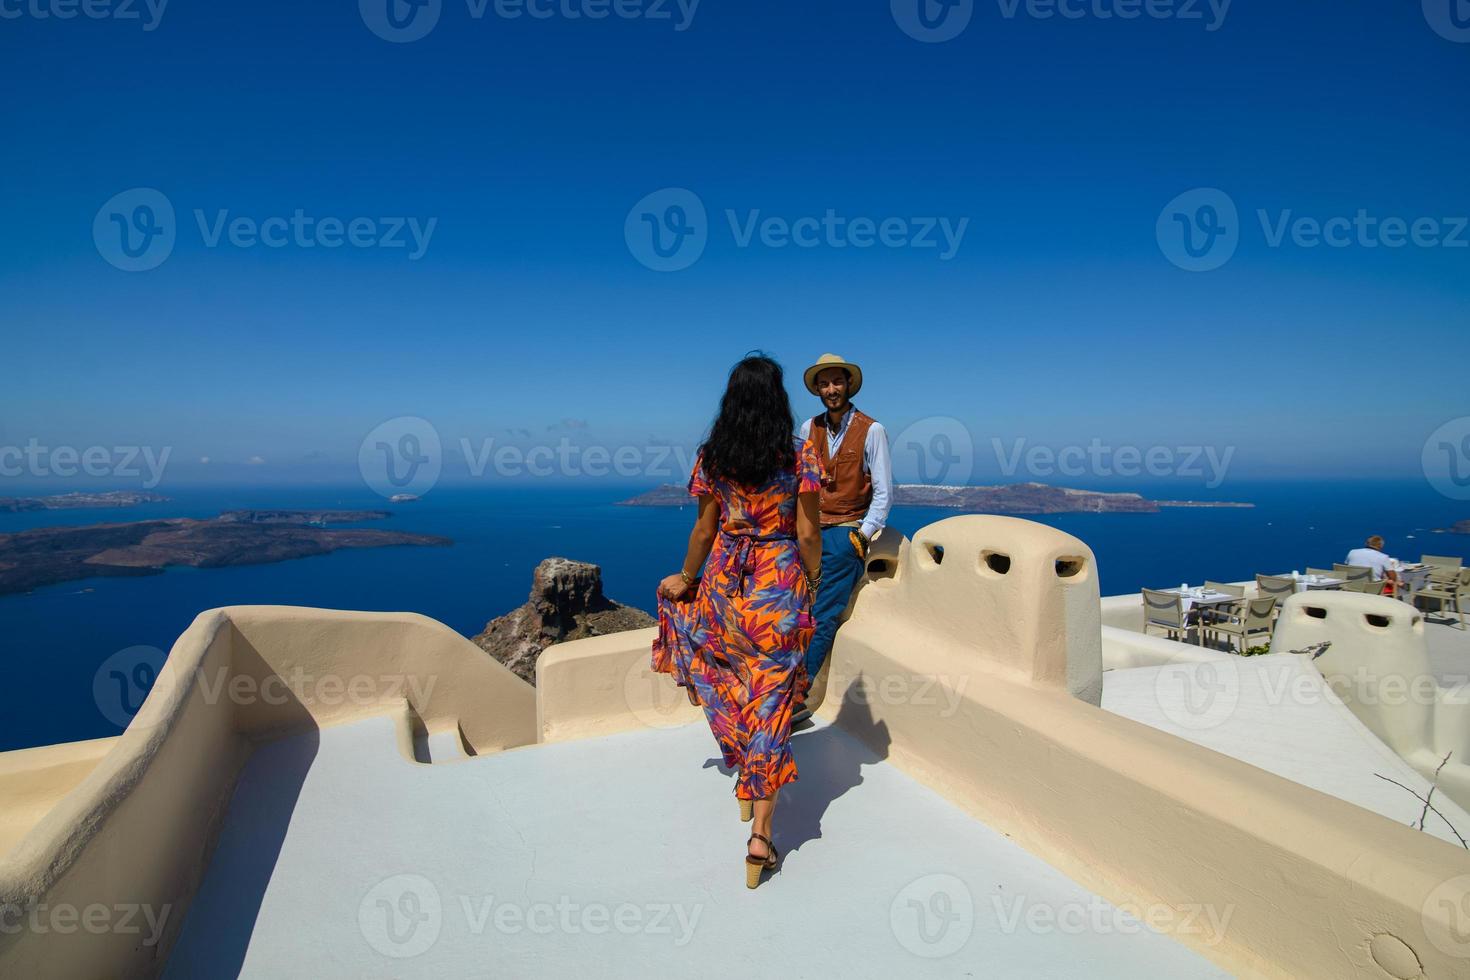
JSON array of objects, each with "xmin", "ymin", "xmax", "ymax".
[
  {"xmin": 791, "ymin": 353, "xmax": 893, "ymax": 725},
  {"xmin": 1345, "ymin": 535, "xmax": 1400, "ymax": 595}
]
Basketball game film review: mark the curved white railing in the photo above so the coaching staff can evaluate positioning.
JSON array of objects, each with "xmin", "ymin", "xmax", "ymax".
[{"xmin": 0, "ymin": 606, "xmax": 536, "ymax": 979}]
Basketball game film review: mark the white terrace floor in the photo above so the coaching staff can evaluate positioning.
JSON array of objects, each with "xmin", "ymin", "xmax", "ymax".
[
  {"xmin": 1102, "ymin": 652, "xmax": 1470, "ymax": 846},
  {"xmin": 164, "ymin": 714, "xmax": 1225, "ymax": 979},
  {"xmin": 1425, "ymin": 615, "xmax": 1470, "ymax": 687}
]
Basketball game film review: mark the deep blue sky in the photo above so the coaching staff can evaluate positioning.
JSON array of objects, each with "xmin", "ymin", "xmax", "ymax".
[{"xmin": 2, "ymin": 0, "xmax": 1467, "ymax": 492}]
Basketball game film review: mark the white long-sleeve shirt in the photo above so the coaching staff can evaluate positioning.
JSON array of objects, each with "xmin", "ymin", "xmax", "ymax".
[{"xmin": 799, "ymin": 406, "xmax": 893, "ymax": 540}]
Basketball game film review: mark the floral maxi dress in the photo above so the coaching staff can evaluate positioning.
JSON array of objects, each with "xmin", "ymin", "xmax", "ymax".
[{"xmin": 652, "ymin": 439, "xmax": 822, "ymax": 801}]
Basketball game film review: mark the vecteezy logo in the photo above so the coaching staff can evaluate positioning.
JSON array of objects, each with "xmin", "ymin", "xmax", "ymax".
[
  {"xmin": 358, "ymin": 874, "xmax": 442, "ymax": 959},
  {"xmin": 890, "ymin": 873, "xmax": 973, "ymax": 958},
  {"xmin": 892, "ymin": 416, "xmax": 974, "ymax": 487},
  {"xmin": 625, "ymin": 188, "xmax": 707, "ymax": 272},
  {"xmin": 891, "ymin": 0, "xmax": 973, "ymax": 42},
  {"xmin": 1156, "ymin": 188, "xmax": 1239, "ymax": 272},
  {"xmin": 1155, "ymin": 657, "xmax": 1240, "ymax": 730},
  {"xmin": 359, "ymin": 416, "xmax": 443, "ymax": 499},
  {"xmin": 93, "ymin": 188, "xmax": 176, "ymax": 272},
  {"xmin": 92, "ymin": 645, "xmax": 169, "ymax": 729},
  {"xmin": 1424, "ymin": 0, "xmax": 1470, "ymax": 42},
  {"xmin": 1423, "ymin": 874, "xmax": 1470, "ymax": 958},
  {"xmin": 1423, "ymin": 417, "xmax": 1470, "ymax": 501},
  {"xmin": 624, "ymin": 656, "xmax": 697, "ymax": 730},
  {"xmin": 360, "ymin": 0, "xmax": 442, "ymax": 42}
]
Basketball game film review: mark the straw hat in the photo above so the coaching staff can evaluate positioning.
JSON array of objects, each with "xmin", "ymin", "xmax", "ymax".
[{"xmin": 803, "ymin": 353, "xmax": 863, "ymax": 396}]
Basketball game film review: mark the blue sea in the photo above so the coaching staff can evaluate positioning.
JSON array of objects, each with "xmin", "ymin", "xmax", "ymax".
[{"xmin": 2, "ymin": 480, "xmax": 1466, "ymax": 752}]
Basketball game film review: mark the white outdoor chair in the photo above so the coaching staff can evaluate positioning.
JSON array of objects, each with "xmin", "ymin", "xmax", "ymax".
[
  {"xmin": 1416, "ymin": 568, "xmax": 1470, "ymax": 629},
  {"xmin": 1255, "ymin": 574, "xmax": 1296, "ymax": 611},
  {"xmin": 1424, "ymin": 555, "xmax": 1465, "ymax": 587},
  {"xmin": 1205, "ymin": 596, "xmax": 1277, "ymax": 655},
  {"xmin": 1334, "ymin": 562, "xmax": 1373, "ymax": 584},
  {"xmin": 1142, "ymin": 588, "xmax": 1191, "ymax": 643},
  {"xmin": 1340, "ymin": 576, "xmax": 1381, "ymax": 595},
  {"xmin": 1199, "ymin": 581, "xmax": 1246, "ymax": 627}
]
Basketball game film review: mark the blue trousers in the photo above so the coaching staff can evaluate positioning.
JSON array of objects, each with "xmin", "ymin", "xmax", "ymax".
[{"xmin": 802, "ymin": 525, "xmax": 867, "ymax": 692}]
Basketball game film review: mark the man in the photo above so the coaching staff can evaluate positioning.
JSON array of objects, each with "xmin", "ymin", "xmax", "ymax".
[
  {"xmin": 791, "ymin": 353, "xmax": 893, "ymax": 725},
  {"xmin": 1345, "ymin": 535, "xmax": 1399, "ymax": 595}
]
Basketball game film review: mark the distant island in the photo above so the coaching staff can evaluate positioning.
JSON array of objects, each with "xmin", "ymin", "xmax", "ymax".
[
  {"xmin": 618, "ymin": 481, "xmax": 1253, "ymax": 514},
  {"xmin": 0, "ymin": 510, "xmax": 451, "ymax": 596},
  {"xmin": 215, "ymin": 509, "xmax": 392, "ymax": 525},
  {"xmin": 0, "ymin": 491, "xmax": 169, "ymax": 512},
  {"xmin": 1434, "ymin": 520, "xmax": 1470, "ymax": 535}
]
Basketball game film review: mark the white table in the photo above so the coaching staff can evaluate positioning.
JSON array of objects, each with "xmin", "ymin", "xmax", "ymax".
[
  {"xmin": 1394, "ymin": 563, "xmax": 1433, "ymax": 598},
  {"xmin": 1162, "ymin": 587, "xmax": 1239, "ymax": 615},
  {"xmin": 1162, "ymin": 588, "xmax": 1239, "ymax": 645},
  {"xmin": 1294, "ymin": 575, "xmax": 1344, "ymax": 592}
]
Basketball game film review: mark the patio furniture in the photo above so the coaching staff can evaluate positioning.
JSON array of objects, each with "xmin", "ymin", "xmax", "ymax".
[
  {"xmin": 1393, "ymin": 562, "xmax": 1433, "ymax": 600},
  {"xmin": 1203, "ymin": 581, "xmax": 1245, "ymax": 597},
  {"xmin": 1199, "ymin": 582, "xmax": 1245, "ymax": 626},
  {"xmin": 1166, "ymin": 585, "xmax": 1239, "ymax": 634},
  {"xmin": 1256, "ymin": 574, "xmax": 1296, "ymax": 609},
  {"xmin": 1205, "ymin": 597, "xmax": 1277, "ymax": 655},
  {"xmin": 1142, "ymin": 588, "xmax": 1191, "ymax": 643},
  {"xmin": 1415, "ymin": 568, "xmax": 1470, "ymax": 629},
  {"xmin": 1306, "ymin": 567, "xmax": 1337, "ymax": 579},
  {"xmin": 1275, "ymin": 573, "xmax": 1344, "ymax": 591},
  {"xmin": 1334, "ymin": 563, "xmax": 1373, "ymax": 584},
  {"xmin": 1424, "ymin": 556, "xmax": 1465, "ymax": 586}
]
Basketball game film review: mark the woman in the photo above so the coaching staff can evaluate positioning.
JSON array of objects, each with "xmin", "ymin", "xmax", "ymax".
[{"xmin": 653, "ymin": 354, "xmax": 824, "ymax": 890}]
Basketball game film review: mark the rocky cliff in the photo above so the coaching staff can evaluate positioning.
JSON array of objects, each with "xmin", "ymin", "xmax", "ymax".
[{"xmin": 471, "ymin": 557, "xmax": 655, "ymax": 685}]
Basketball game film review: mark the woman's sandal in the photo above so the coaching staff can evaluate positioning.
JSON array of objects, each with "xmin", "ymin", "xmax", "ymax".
[
  {"xmin": 745, "ymin": 832, "xmax": 778, "ymax": 889},
  {"xmin": 739, "ymin": 798, "xmax": 753, "ymax": 822}
]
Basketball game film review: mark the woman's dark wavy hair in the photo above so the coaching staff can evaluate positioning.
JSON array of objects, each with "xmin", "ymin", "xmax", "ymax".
[{"xmin": 700, "ymin": 353, "xmax": 797, "ymax": 487}]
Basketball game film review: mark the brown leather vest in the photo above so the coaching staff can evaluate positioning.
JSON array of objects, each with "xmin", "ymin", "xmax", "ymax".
[{"xmin": 811, "ymin": 408, "xmax": 875, "ymax": 527}]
